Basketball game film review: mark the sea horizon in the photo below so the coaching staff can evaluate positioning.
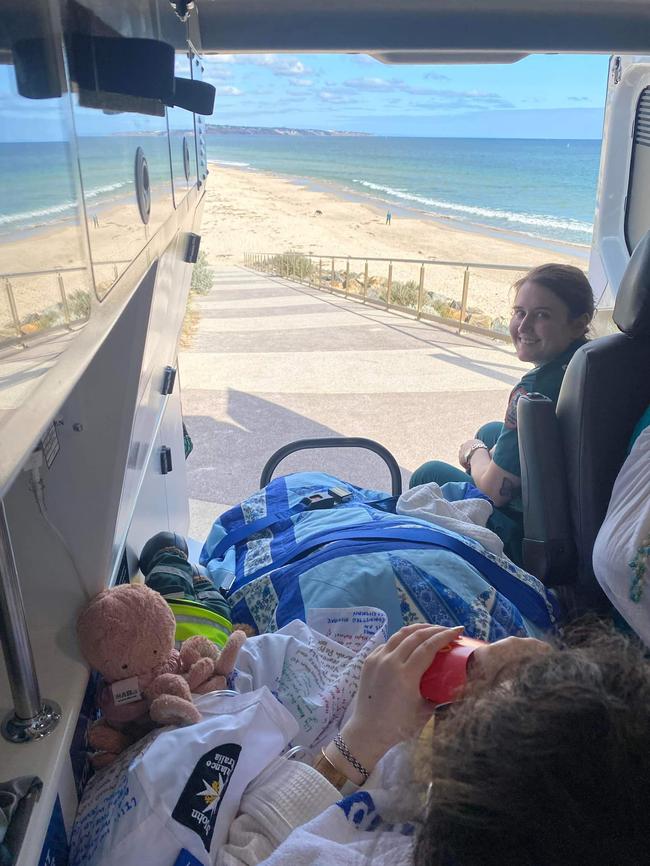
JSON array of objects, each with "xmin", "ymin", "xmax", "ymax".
[{"xmin": 1, "ymin": 135, "xmax": 602, "ymax": 247}]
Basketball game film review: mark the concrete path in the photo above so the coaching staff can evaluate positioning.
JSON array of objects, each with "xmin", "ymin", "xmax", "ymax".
[{"xmin": 179, "ymin": 267, "xmax": 526, "ymax": 541}]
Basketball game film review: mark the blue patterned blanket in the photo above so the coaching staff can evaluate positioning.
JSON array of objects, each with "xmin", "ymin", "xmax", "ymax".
[{"xmin": 200, "ymin": 472, "xmax": 560, "ymax": 639}]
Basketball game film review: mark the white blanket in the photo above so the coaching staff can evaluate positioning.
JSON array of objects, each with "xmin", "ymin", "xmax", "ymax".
[
  {"xmin": 397, "ymin": 483, "xmax": 504, "ymax": 555},
  {"xmin": 254, "ymin": 746, "xmax": 419, "ymax": 866}
]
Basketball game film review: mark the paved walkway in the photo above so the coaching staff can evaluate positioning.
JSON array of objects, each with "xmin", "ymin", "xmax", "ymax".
[{"xmin": 179, "ymin": 267, "xmax": 526, "ymax": 540}]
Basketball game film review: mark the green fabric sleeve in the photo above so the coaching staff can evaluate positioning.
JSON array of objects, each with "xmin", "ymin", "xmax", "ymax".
[{"xmin": 629, "ymin": 404, "xmax": 650, "ymax": 454}]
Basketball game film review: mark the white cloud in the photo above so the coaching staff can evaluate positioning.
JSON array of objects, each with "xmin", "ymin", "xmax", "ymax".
[
  {"xmin": 291, "ymin": 79, "xmax": 314, "ymax": 87},
  {"xmin": 343, "ymin": 77, "xmax": 456, "ymax": 96},
  {"xmin": 211, "ymin": 54, "xmax": 237, "ymax": 64},
  {"xmin": 246, "ymin": 55, "xmax": 312, "ymax": 77},
  {"xmin": 319, "ymin": 90, "xmax": 358, "ymax": 105},
  {"xmin": 215, "ymin": 86, "xmax": 242, "ymax": 96},
  {"xmin": 345, "ymin": 77, "xmax": 394, "ymax": 92},
  {"xmin": 340, "ymin": 77, "xmax": 512, "ymax": 109}
]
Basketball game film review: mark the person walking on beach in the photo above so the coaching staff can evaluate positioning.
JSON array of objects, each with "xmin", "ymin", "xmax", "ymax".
[{"xmin": 386, "ymin": 210, "xmax": 392, "ymax": 225}]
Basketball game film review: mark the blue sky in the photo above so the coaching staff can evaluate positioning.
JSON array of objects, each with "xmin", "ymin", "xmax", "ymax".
[
  {"xmin": 201, "ymin": 52, "xmax": 610, "ymax": 138},
  {"xmin": 0, "ymin": 53, "xmax": 610, "ymax": 140}
]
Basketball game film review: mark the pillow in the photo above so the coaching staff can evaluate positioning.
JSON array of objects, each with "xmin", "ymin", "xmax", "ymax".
[
  {"xmin": 593, "ymin": 427, "xmax": 650, "ymax": 645},
  {"xmin": 69, "ymin": 688, "xmax": 298, "ymax": 866}
]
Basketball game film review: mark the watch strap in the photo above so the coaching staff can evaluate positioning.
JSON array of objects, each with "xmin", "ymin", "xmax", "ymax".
[
  {"xmin": 464, "ymin": 441, "xmax": 488, "ymax": 467},
  {"xmin": 312, "ymin": 748, "xmax": 350, "ymax": 789}
]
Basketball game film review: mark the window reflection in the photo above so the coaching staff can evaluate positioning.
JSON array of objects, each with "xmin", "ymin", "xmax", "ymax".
[
  {"xmin": 0, "ymin": 64, "xmax": 90, "ymax": 352},
  {"xmin": 168, "ymin": 51, "xmax": 199, "ymax": 205}
]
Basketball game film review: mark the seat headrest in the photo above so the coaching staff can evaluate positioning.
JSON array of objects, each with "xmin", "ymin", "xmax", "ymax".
[{"xmin": 614, "ymin": 231, "xmax": 650, "ymax": 337}]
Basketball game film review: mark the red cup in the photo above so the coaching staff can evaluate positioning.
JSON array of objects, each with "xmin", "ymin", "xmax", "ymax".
[{"xmin": 420, "ymin": 635, "xmax": 486, "ymax": 705}]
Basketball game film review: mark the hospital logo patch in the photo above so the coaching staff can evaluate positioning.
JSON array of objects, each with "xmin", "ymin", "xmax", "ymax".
[{"xmin": 172, "ymin": 743, "xmax": 241, "ymax": 851}]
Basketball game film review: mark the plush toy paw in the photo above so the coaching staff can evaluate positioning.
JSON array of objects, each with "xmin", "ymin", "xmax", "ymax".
[
  {"xmin": 215, "ymin": 630, "xmax": 247, "ymax": 677},
  {"xmin": 184, "ymin": 656, "xmax": 217, "ymax": 692},
  {"xmin": 90, "ymin": 751, "xmax": 121, "ymax": 770},
  {"xmin": 232, "ymin": 622, "xmax": 257, "ymax": 638},
  {"xmin": 191, "ymin": 673, "xmax": 228, "ymax": 695},
  {"xmin": 179, "ymin": 631, "xmax": 247, "ymax": 694},
  {"xmin": 180, "ymin": 635, "xmax": 220, "ymax": 669},
  {"xmin": 145, "ymin": 672, "xmax": 201, "ymax": 726},
  {"xmin": 149, "ymin": 694, "xmax": 201, "ymax": 727},
  {"xmin": 88, "ymin": 718, "xmax": 132, "ymax": 755},
  {"xmin": 145, "ymin": 672, "xmax": 193, "ymax": 702}
]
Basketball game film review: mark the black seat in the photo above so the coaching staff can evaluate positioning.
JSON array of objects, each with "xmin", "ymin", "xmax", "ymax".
[{"xmin": 517, "ymin": 230, "xmax": 650, "ymax": 615}]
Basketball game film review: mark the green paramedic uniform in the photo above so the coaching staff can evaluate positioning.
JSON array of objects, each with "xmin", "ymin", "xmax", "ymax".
[
  {"xmin": 409, "ymin": 338, "xmax": 587, "ymax": 564},
  {"xmin": 490, "ymin": 338, "xmax": 588, "ymax": 491}
]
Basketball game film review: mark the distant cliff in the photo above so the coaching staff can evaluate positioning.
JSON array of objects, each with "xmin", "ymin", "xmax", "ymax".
[{"xmin": 205, "ymin": 125, "xmax": 372, "ymax": 137}]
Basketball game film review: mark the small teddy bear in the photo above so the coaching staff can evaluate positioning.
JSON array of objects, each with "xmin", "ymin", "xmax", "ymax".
[{"xmin": 77, "ymin": 583, "xmax": 245, "ymax": 767}]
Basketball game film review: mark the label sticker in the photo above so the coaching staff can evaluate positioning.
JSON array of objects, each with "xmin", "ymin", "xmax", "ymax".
[
  {"xmin": 171, "ymin": 743, "xmax": 241, "ymax": 851},
  {"xmin": 111, "ymin": 676, "xmax": 142, "ymax": 706}
]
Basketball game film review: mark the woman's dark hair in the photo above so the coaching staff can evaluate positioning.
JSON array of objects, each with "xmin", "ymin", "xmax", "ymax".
[
  {"xmin": 513, "ymin": 263, "xmax": 595, "ymax": 324},
  {"xmin": 415, "ymin": 625, "xmax": 650, "ymax": 866}
]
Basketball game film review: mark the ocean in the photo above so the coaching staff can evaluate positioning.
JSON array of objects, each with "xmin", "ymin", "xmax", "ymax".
[{"xmin": 0, "ymin": 135, "xmax": 601, "ymax": 246}]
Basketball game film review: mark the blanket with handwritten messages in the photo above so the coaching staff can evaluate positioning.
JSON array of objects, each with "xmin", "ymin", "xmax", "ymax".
[
  {"xmin": 232, "ymin": 607, "xmax": 388, "ymax": 758},
  {"xmin": 201, "ymin": 472, "xmax": 560, "ymax": 642}
]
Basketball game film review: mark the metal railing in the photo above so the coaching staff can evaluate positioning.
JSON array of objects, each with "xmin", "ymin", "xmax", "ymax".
[
  {"xmin": 244, "ymin": 252, "xmax": 536, "ymax": 342},
  {"xmin": 1, "ymin": 266, "xmax": 89, "ymax": 351},
  {"xmin": 0, "ymin": 259, "xmax": 130, "ymax": 351}
]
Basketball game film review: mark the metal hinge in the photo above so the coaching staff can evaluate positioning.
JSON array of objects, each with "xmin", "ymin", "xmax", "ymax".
[
  {"xmin": 184, "ymin": 232, "xmax": 201, "ymax": 263},
  {"xmin": 162, "ymin": 365, "xmax": 177, "ymax": 395},
  {"xmin": 160, "ymin": 446, "xmax": 173, "ymax": 475}
]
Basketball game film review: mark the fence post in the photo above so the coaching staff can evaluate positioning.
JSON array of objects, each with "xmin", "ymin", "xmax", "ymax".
[
  {"xmin": 386, "ymin": 261, "xmax": 393, "ymax": 309},
  {"xmin": 4, "ymin": 279, "xmax": 22, "ymax": 336},
  {"xmin": 319, "ymin": 259, "xmax": 323, "ymax": 291},
  {"xmin": 57, "ymin": 273, "xmax": 72, "ymax": 327},
  {"xmin": 417, "ymin": 264, "xmax": 425, "ymax": 319},
  {"xmin": 459, "ymin": 266, "xmax": 470, "ymax": 335},
  {"xmin": 345, "ymin": 258, "xmax": 350, "ymax": 297},
  {"xmin": 330, "ymin": 258, "xmax": 335, "ymax": 292},
  {"xmin": 363, "ymin": 260, "xmax": 368, "ymax": 302}
]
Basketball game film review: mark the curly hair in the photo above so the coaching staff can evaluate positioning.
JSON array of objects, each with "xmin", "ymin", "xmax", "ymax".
[{"xmin": 414, "ymin": 625, "xmax": 650, "ymax": 866}]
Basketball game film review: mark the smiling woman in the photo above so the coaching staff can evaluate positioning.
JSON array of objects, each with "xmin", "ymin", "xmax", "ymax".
[{"xmin": 410, "ymin": 263, "xmax": 595, "ymax": 564}]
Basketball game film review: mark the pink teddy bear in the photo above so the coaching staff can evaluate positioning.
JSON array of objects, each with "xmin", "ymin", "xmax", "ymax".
[{"xmin": 77, "ymin": 583, "xmax": 245, "ymax": 767}]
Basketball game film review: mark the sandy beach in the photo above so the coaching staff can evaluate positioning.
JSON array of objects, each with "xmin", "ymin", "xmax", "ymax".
[
  {"xmin": 201, "ymin": 164, "xmax": 588, "ymax": 321},
  {"xmin": 1, "ymin": 163, "xmax": 588, "ymax": 335}
]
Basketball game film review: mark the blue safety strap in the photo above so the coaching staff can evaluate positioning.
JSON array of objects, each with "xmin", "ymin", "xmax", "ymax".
[
  {"xmin": 210, "ymin": 507, "xmax": 306, "ymax": 561},
  {"xmin": 210, "ymin": 494, "xmax": 396, "ymax": 562}
]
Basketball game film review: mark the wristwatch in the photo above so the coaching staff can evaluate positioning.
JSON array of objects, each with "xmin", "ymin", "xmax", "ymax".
[
  {"xmin": 463, "ymin": 441, "xmax": 488, "ymax": 469},
  {"xmin": 312, "ymin": 749, "xmax": 350, "ymax": 789}
]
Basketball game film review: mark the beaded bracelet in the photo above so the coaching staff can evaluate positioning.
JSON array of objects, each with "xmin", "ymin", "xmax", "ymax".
[{"xmin": 333, "ymin": 733, "xmax": 370, "ymax": 780}]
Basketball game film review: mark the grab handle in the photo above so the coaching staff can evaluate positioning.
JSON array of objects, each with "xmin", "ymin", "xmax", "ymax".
[{"xmin": 260, "ymin": 437, "xmax": 402, "ymax": 497}]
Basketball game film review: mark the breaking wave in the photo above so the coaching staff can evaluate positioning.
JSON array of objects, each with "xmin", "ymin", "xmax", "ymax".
[{"xmin": 352, "ymin": 178, "xmax": 593, "ymax": 237}]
